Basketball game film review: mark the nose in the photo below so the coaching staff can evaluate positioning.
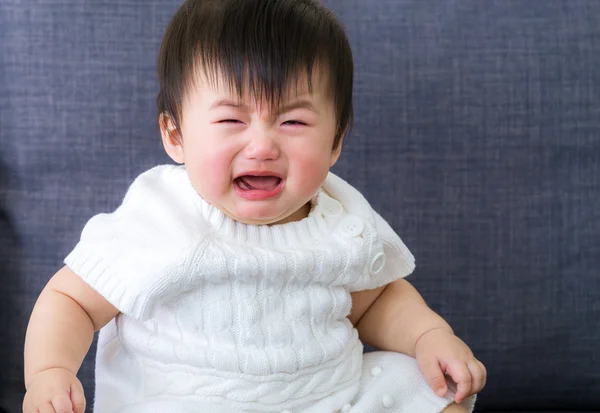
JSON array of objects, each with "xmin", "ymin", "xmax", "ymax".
[{"xmin": 244, "ymin": 131, "xmax": 280, "ymax": 161}]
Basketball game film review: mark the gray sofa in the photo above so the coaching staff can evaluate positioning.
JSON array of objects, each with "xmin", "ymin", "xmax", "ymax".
[{"xmin": 1, "ymin": 1, "xmax": 599, "ymax": 412}]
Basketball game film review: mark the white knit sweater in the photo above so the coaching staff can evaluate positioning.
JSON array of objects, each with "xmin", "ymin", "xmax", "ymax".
[{"xmin": 65, "ymin": 165, "xmax": 416, "ymax": 412}]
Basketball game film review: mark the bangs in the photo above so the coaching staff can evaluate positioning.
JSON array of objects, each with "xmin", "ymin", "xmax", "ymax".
[{"xmin": 191, "ymin": 1, "xmax": 328, "ymax": 109}]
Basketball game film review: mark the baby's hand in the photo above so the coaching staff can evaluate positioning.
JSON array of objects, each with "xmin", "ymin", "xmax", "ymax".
[
  {"xmin": 23, "ymin": 368, "xmax": 86, "ymax": 413},
  {"xmin": 414, "ymin": 327, "xmax": 487, "ymax": 404}
]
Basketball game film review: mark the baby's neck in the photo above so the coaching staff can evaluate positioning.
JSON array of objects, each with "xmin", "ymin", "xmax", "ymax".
[{"xmin": 269, "ymin": 202, "xmax": 312, "ymax": 226}]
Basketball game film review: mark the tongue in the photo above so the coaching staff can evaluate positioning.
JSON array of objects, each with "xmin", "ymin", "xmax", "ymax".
[{"xmin": 239, "ymin": 176, "xmax": 280, "ymax": 190}]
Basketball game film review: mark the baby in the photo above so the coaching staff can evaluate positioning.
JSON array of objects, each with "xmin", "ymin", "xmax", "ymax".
[{"xmin": 23, "ymin": 0, "xmax": 486, "ymax": 412}]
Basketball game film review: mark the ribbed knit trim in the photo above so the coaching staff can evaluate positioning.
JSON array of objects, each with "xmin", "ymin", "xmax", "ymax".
[
  {"xmin": 191, "ymin": 187, "xmax": 335, "ymax": 249},
  {"xmin": 65, "ymin": 241, "xmax": 187, "ymax": 319}
]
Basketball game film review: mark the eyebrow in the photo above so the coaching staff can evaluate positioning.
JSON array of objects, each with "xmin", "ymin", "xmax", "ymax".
[
  {"xmin": 209, "ymin": 99, "xmax": 250, "ymax": 111},
  {"xmin": 209, "ymin": 98, "xmax": 319, "ymax": 115},
  {"xmin": 281, "ymin": 100, "xmax": 319, "ymax": 115}
]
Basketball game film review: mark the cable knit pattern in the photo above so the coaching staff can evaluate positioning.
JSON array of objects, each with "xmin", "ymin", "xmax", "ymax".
[{"xmin": 64, "ymin": 165, "xmax": 416, "ymax": 413}]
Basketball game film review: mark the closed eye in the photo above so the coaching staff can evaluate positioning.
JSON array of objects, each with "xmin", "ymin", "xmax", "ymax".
[
  {"xmin": 219, "ymin": 119, "xmax": 243, "ymax": 124},
  {"xmin": 283, "ymin": 120, "xmax": 306, "ymax": 126}
]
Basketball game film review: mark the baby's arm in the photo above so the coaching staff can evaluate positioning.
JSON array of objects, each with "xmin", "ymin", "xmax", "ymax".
[
  {"xmin": 23, "ymin": 266, "xmax": 119, "ymax": 413},
  {"xmin": 349, "ymin": 279, "xmax": 452, "ymax": 357},
  {"xmin": 350, "ymin": 279, "xmax": 486, "ymax": 402},
  {"xmin": 349, "ymin": 279, "xmax": 451, "ymax": 357}
]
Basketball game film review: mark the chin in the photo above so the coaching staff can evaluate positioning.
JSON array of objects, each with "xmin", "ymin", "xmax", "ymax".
[
  {"xmin": 236, "ymin": 216, "xmax": 282, "ymax": 226},
  {"xmin": 231, "ymin": 208, "xmax": 283, "ymax": 226}
]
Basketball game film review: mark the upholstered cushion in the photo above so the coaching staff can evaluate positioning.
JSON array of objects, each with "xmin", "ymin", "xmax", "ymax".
[{"xmin": 1, "ymin": 1, "xmax": 599, "ymax": 412}]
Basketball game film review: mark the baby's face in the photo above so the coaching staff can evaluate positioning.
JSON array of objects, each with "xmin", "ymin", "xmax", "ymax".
[{"xmin": 163, "ymin": 70, "xmax": 341, "ymax": 226}]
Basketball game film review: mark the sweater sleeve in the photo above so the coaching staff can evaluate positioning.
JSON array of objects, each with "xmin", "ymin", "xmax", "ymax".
[
  {"xmin": 374, "ymin": 210, "xmax": 416, "ymax": 282},
  {"xmin": 322, "ymin": 172, "xmax": 416, "ymax": 291},
  {"xmin": 347, "ymin": 210, "xmax": 416, "ymax": 292},
  {"xmin": 64, "ymin": 165, "xmax": 196, "ymax": 319}
]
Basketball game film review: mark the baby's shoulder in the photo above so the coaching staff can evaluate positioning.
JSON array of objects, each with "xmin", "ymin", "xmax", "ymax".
[
  {"xmin": 123, "ymin": 164, "xmax": 190, "ymax": 203},
  {"xmin": 120, "ymin": 164, "xmax": 196, "ymax": 212},
  {"xmin": 102, "ymin": 164, "xmax": 203, "ymax": 242}
]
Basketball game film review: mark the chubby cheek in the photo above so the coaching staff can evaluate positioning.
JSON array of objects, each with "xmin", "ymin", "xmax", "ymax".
[
  {"xmin": 287, "ymin": 146, "xmax": 332, "ymax": 198},
  {"xmin": 184, "ymin": 144, "xmax": 235, "ymax": 201}
]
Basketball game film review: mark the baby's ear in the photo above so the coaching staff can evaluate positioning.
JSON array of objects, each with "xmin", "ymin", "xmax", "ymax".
[
  {"xmin": 159, "ymin": 112, "xmax": 185, "ymax": 164},
  {"xmin": 329, "ymin": 132, "xmax": 345, "ymax": 167}
]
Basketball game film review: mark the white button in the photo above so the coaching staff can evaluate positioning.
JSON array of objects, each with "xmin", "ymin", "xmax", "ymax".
[
  {"xmin": 370, "ymin": 365, "xmax": 383, "ymax": 376},
  {"xmin": 339, "ymin": 215, "xmax": 364, "ymax": 237},
  {"xmin": 382, "ymin": 394, "xmax": 395, "ymax": 408},
  {"xmin": 321, "ymin": 197, "xmax": 343, "ymax": 217},
  {"xmin": 370, "ymin": 252, "xmax": 386, "ymax": 275},
  {"xmin": 341, "ymin": 403, "xmax": 352, "ymax": 412}
]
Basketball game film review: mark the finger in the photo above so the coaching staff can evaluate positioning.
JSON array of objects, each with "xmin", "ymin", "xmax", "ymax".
[
  {"xmin": 446, "ymin": 362, "xmax": 472, "ymax": 403},
  {"xmin": 22, "ymin": 402, "xmax": 36, "ymax": 413},
  {"xmin": 38, "ymin": 402, "xmax": 56, "ymax": 413},
  {"xmin": 467, "ymin": 359, "xmax": 485, "ymax": 394},
  {"xmin": 51, "ymin": 391, "xmax": 73, "ymax": 413},
  {"xmin": 22, "ymin": 397, "xmax": 33, "ymax": 413},
  {"xmin": 418, "ymin": 357, "xmax": 448, "ymax": 397},
  {"xmin": 70, "ymin": 383, "xmax": 86, "ymax": 413},
  {"xmin": 477, "ymin": 359, "xmax": 488, "ymax": 389}
]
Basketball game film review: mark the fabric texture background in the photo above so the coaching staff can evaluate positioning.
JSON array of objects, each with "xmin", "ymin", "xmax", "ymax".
[{"xmin": 1, "ymin": 0, "xmax": 599, "ymax": 412}]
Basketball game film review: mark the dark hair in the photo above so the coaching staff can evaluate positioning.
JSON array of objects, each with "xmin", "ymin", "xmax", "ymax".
[{"xmin": 157, "ymin": 0, "xmax": 353, "ymax": 150}]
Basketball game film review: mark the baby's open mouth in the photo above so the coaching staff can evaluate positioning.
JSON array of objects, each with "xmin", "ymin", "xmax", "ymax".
[{"xmin": 234, "ymin": 175, "xmax": 282, "ymax": 191}]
